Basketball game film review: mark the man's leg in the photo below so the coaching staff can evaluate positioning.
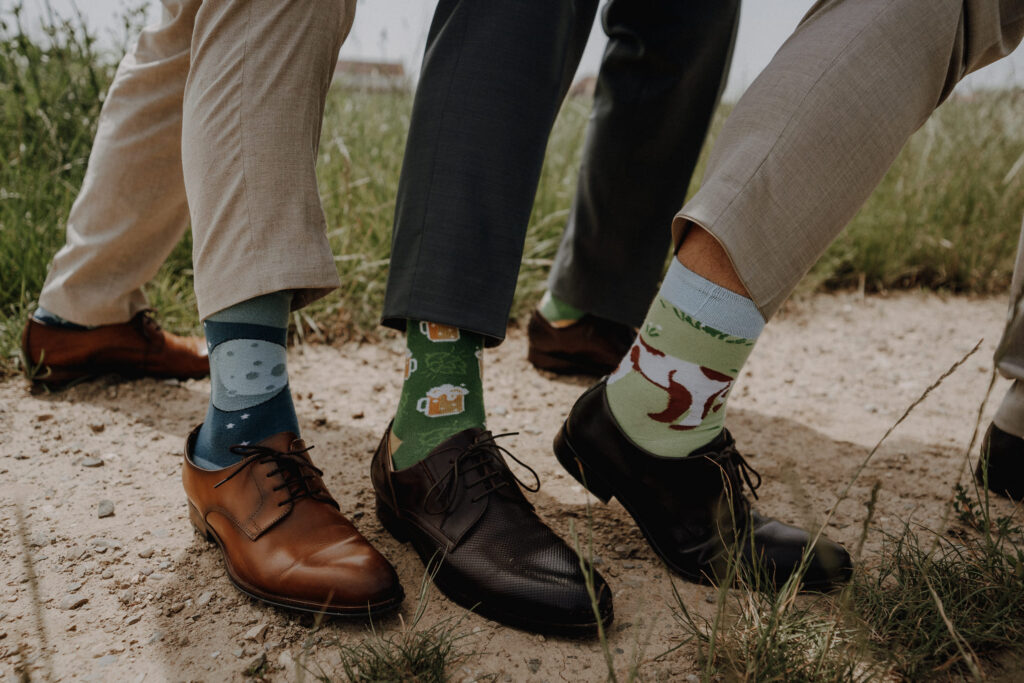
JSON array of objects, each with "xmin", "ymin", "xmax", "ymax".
[
  {"xmin": 530, "ymin": 0, "xmax": 740, "ymax": 375},
  {"xmin": 981, "ymin": 216, "xmax": 1024, "ymax": 499},
  {"xmin": 23, "ymin": 0, "xmax": 208, "ymax": 386},
  {"xmin": 374, "ymin": 0, "xmax": 613, "ymax": 636},
  {"xmin": 179, "ymin": 0, "xmax": 403, "ymax": 618},
  {"xmin": 558, "ymin": 0, "xmax": 1024, "ymax": 590}
]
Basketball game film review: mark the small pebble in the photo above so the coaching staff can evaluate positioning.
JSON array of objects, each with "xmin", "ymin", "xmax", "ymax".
[
  {"xmin": 244, "ymin": 624, "xmax": 268, "ymax": 641},
  {"xmin": 196, "ymin": 590, "xmax": 215, "ymax": 607},
  {"xmin": 527, "ymin": 658, "xmax": 541, "ymax": 674},
  {"xmin": 101, "ymin": 569, "xmax": 114, "ymax": 580},
  {"xmin": 97, "ymin": 500, "xmax": 115, "ymax": 518},
  {"xmin": 60, "ymin": 596, "xmax": 88, "ymax": 610},
  {"xmin": 138, "ymin": 548, "xmax": 155, "ymax": 559}
]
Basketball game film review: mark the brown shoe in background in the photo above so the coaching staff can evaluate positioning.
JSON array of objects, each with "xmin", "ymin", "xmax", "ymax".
[
  {"xmin": 22, "ymin": 311, "xmax": 209, "ymax": 387},
  {"xmin": 183, "ymin": 428, "xmax": 404, "ymax": 617},
  {"xmin": 526, "ymin": 309, "xmax": 635, "ymax": 376}
]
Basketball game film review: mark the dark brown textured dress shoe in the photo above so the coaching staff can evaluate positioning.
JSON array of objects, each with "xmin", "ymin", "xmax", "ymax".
[
  {"xmin": 22, "ymin": 311, "xmax": 209, "ymax": 387},
  {"xmin": 372, "ymin": 425, "xmax": 613, "ymax": 636},
  {"xmin": 183, "ymin": 428, "xmax": 404, "ymax": 617},
  {"xmin": 526, "ymin": 309, "xmax": 635, "ymax": 376},
  {"xmin": 976, "ymin": 423, "xmax": 1024, "ymax": 501},
  {"xmin": 554, "ymin": 381, "xmax": 853, "ymax": 591}
]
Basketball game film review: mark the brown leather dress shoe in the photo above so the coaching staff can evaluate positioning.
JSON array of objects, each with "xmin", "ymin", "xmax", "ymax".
[
  {"xmin": 526, "ymin": 309, "xmax": 635, "ymax": 376},
  {"xmin": 183, "ymin": 427, "xmax": 404, "ymax": 617},
  {"xmin": 22, "ymin": 311, "xmax": 209, "ymax": 387},
  {"xmin": 554, "ymin": 381, "xmax": 852, "ymax": 591},
  {"xmin": 372, "ymin": 425, "xmax": 613, "ymax": 636}
]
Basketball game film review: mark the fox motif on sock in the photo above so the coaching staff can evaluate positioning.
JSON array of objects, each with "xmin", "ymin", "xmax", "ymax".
[{"xmin": 609, "ymin": 334, "xmax": 733, "ymax": 430}]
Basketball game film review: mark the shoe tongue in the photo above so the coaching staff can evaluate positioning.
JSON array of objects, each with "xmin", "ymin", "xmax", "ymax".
[
  {"xmin": 255, "ymin": 431, "xmax": 302, "ymax": 453},
  {"xmin": 425, "ymin": 427, "xmax": 490, "ymax": 461}
]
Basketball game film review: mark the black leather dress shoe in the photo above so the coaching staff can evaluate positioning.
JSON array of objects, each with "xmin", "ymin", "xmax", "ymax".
[
  {"xmin": 371, "ymin": 425, "xmax": 613, "ymax": 636},
  {"xmin": 976, "ymin": 423, "xmax": 1024, "ymax": 501},
  {"xmin": 527, "ymin": 309, "xmax": 635, "ymax": 376},
  {"xmin": 554, "ymin": 381, "xmax": 853, "ymax": 591}
]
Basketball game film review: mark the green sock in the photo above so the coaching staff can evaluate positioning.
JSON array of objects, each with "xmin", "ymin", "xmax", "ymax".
[
  {"xmin": 606, "ymin": 260, "xmax": 763, "ymax": 457},
  {"xmin": 391, "ymin": 321, "xmax": 485, "ymax": 469},
  {"xmin": 538, "ymin": 290, "xmax": 584, "ymax": 327}
]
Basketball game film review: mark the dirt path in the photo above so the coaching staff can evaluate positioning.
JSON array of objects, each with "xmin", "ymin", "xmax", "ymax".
[{"xmin": 0, "ymin": 292, "xmax": 1018, "ymax": 682}]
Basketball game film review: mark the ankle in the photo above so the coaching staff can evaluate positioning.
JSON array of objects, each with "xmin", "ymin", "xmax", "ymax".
[{"xmin": 538, "ymin": 291, "xmax": 585, "ymax": 328}]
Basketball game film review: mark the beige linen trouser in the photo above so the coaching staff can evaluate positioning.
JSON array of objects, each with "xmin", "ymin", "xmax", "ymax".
[
  {"xmin": 38, "ymin": 0, "xmax": 353, "ymax": 323},
  {"xmin": 676, "ymin": 0, "xmax": 1024, "ymax": 432}
]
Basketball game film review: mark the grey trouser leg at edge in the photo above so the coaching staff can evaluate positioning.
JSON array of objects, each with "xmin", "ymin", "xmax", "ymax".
[{"xmin": 993, "ymin": 217, "xmax": 1024, "ymax": 438}]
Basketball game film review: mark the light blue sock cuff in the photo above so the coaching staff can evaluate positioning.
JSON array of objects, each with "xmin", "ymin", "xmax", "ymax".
[
  {"xmin": 660, "ymin": 259, "xmax": 765, "ymax": 339},
  {"xmin": 205, "ymin": 291, "xmax": 293, "ymax": 328}
]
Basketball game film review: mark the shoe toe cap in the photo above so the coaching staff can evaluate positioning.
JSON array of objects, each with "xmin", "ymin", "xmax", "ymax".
[
  {"xmin": 751, "ymin": 518, "xmax": 852, "ymax": 590},
  {"xmin": 296, "ymin": 541, "xmax": 403, "ymax": 609}
]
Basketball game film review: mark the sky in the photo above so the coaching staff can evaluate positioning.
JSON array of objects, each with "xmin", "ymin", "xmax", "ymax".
[{"xmin": 9, "ymin": 0, "xmax": 1024, "ymax": 100}]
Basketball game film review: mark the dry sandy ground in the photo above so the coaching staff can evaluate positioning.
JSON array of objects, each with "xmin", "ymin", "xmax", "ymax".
[{"xmin": 1, "ymin": 292, "xmax": 1020, "ymax": 682}]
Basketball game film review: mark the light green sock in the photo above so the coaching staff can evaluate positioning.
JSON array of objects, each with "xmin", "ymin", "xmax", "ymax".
[
  {"xmin": 391, "ymin": 321, "xmax": 485, "ymax": 469},
  {"xmin": 606, "ymin": 260, "xmax": 763, "ymax": 457},
  {"xmin": 538, "ymin": 290, "xmax": 584, "ymax": 327}
]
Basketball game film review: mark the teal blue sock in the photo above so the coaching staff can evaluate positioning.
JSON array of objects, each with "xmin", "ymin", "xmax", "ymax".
[
  {"xmin": 32, "ymin": 307, "xmax": 92, "ymax": 330},
  {"xmin": 192, "ymin": 292, "xmax": 298, "ymax": 470}
]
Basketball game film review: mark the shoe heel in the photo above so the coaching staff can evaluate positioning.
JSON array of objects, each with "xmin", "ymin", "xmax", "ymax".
[
  {"xmin": 188, "ymin": 502, "xmax": 214, "ymax": 543},
  {"xmin": 375, "ymin": 496, "xmax": 413, "ymax": 543},
  {"xmin": 553, "ymin": 425, "xmax": 614, "ymax": 504}
]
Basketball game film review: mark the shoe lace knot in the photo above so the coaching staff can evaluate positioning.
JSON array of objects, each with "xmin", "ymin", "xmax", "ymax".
[
  {"xmin": 135, "ymin": 310, "xmax": 161, "ymax": 339},
  {"xmin": 214, "ymin": 443, "xmax": 337, "ymax": 509},
  {"xmin": 423, "ymin": 432, "xmax": 541, "ymax": 515},
  {"xmin": 717, "ymin": 440, "xmax": 762, "ymax": 502}
]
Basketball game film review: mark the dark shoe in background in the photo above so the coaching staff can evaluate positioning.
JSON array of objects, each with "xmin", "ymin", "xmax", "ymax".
[
  {"xmin": 554, "ymin": 381, "xmax": 853, "ymax": 591},
  {"xmin": 23, "ymin": 311, "xmax": 209, "ymax": 387},
  {"xmin": 372, "ymin": 425, "xmax": 613, "ymax": 636},
  {"xmin": 526, "ymin": 309, "xmax": 635, "ymax": 376},
  {"xmin": 183, "ymin": 428, "xmax": 404, "ymax": 617},
  {"xmin": 976, "ymin": 423, "xmax": 1024, "ymax": 501}
]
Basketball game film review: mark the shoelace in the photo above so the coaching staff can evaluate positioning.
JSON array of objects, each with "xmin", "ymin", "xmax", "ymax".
[
  {"xmin": 423, "ymin": 432, "xmax": 541, "ymax": 515},
  {"xmin": 213, "ymin": 443, "xmax": 337, "ymax": 508},
  {"xmin": 135, "ymin": 310, "xmax": 161, "ymax": 339},
  {"xmin": 716, "ymin": 440, "xmax": 762, "ymax": 502}
]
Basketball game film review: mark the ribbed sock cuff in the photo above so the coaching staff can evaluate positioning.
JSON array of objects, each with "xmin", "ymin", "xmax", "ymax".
[{"xmin": 660, "ymin": 260, "xmax": 765, "ymax": 339}]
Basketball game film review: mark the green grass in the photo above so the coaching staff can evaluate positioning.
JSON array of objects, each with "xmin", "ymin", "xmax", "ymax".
[{"xmin": 3, "ymin": 7, "xmax": 1023, "ymax": 376}]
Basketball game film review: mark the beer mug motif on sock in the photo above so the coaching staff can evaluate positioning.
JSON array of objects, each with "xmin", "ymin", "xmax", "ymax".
[
  {"xmin": 419, "ymin": 321, "xmax": 460, "ymax": 342},
  {"xmin": 404, "ymin": 350, "xmax": 417, "ymax": 380},
  {"xmin": 417, "ymin": 383, "xmax": 469, "ymax": 417}
]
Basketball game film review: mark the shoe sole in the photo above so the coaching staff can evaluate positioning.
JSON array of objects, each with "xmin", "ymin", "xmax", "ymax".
[
  {"xmin": 28, "ymin": 364, "xmax": 208, "ymax": 389},
  {"xmin": 554, "ymin": 425, "xmax": 849, "ymax": 592},
  {"xmin": 375, "ymin": 496, "xmax": 612, "ymax": 637},
  {"xmin": 188, "ymin": 502, "xmax": 403, "ymax": 618},
  {"xmin": 526, "ymin": 347, "xmax": 617, "ymax": 377}
]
